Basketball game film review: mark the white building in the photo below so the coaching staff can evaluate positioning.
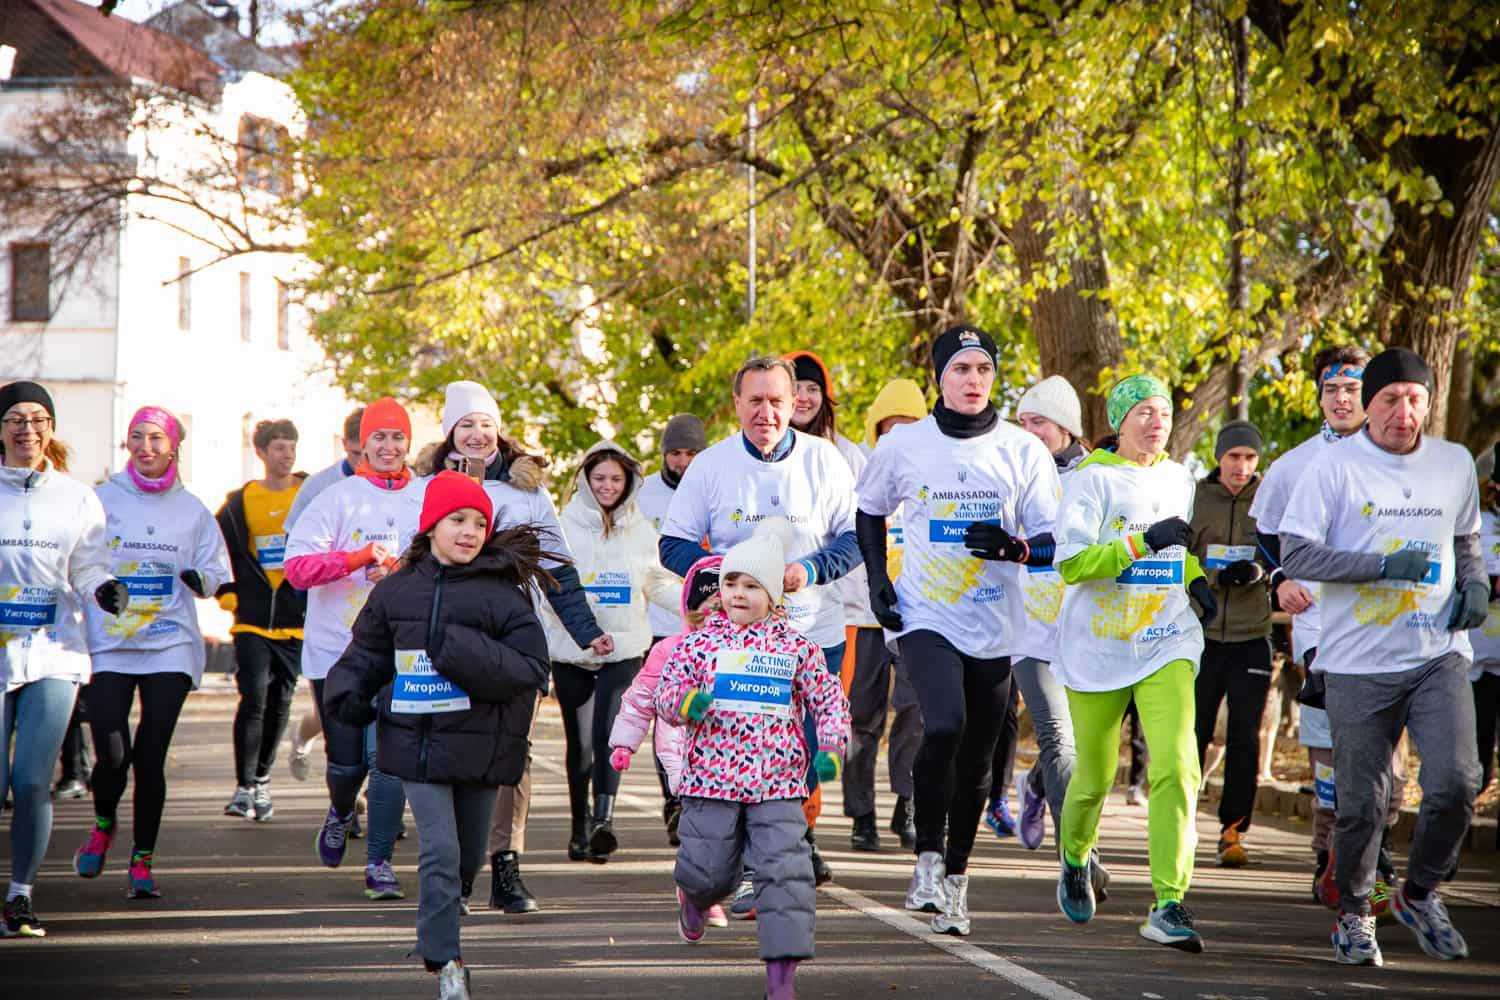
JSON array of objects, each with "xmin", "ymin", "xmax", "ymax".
[{"xmin": 0, "ymin": 0, "xmax": 357, "ymax": 639}]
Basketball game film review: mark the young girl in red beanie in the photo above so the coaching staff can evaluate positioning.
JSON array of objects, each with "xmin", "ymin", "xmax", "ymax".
[{"xmin": 324, "ymin": 471, "xmax": 554, "ymax": 1000}]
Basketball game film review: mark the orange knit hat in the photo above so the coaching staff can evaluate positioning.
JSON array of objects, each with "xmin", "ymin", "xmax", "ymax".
[{"xmin": 359, "ymin": 397, "xmax": 412, "ymax": 446}]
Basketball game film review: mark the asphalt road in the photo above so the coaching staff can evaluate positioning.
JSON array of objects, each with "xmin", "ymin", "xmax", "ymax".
[{"xmin": 2, "ymin": 679, "xmax": 1496, "ymax": 999}]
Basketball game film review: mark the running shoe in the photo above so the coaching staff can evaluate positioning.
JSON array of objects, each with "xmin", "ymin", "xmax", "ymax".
[
  {"xmin": 224, "ymin": 786, "xmax": 254, "ymax": 818},
  {"xmin": 1140, "ymin": 901, "xmax": 1203, "ymax": 953},
  {"xmin": 905, "ymin": 851, "xmax": 947, "ymax": 914},
  {"xmin": 1057, "ymin": 856, "xmax": 1095, "ymax": 924},
  {"xmin": 1089, "ymin": 850, "xmax": 1111, "ymax": 905},
  {"xmin": 1376, "ymin": 843, "xmax": 1397, "ymax": 884},
  {"xmin": 1315, "ymin": 856, "xmax": 1340, "ymax": 909},
  {"xmin": 1333, "ymin": 912, "xmax": 1383, "ymax": 966},
  {"xmin": 316, "ymin": 807, "xmax": 353, "ymax": 868},
  {"xmin": 128, "ymin": 851, "xmax": 160, "ymax": 899},
  {"xmin": 850, "ymin": 813, "xmax": 880, "ymax": 852},
  {"xmin": 983, "ymin": 796, "xmax": 1016, "ymax": 838},
  {"xmin": 252, "ymin": 782, "xmax": 274, "ymax": 823},
  {"xmin": 676, "ymin": 886, "xmax": 707, "ymax": 944},
  {"xmin": 1391, "ymin": 884, "xmax": 1468, "ymax": 961},
  {"xmin": 932, "ymin": 874, "xmax": 970, "ymax": 937},
  {"xmin": 808, "ymin": 830, "xmax": 832, "ymax": 885},
  {"xmin": 1, "ymin": 895, "xmax": 45, "ymax": 937},
  {"xmin": 288, "ymin": 742, "xmax": 311, "ymax": 782},
  {"xmin": 1216, "ymin": 826, "xmax": 1248, "ymax": 868},
  {"xmin": 890, "ymin": 795, "xmax": 917, "ymax": 850},
  {"xmin": 364, "ymin": 860, "xmax": 405, "ymax": 900},
  {"xmin": 74, "ymin": 825, "xmax": 113, "ymax": 878},
  {"xmin": 1124, "ymin": 784, "xmax": 1145, "ymax": 806},
  {"xmin": 459, "ymin": 877, "xmax": 473, "ymax": 916},
  {"xmin": 705, "ymin": 903, "xmax": 729, "ymax": 928},
  {"xmin": 52, "ymin": 778, "xmax": 88, "ymax": 800},
  {"xmin": 1018, "ymin": 774, "xmax": 1047, "ymax": 850},
  {"xmin": 437, "ymin": 959, "xmax": 471, "ymax": 1000},
  {"xmin": 729, "ymin": 872, "xmax": 757, "ymax": 920},
  {"xmin": 1371, "ymin": 880, "xmax": 1394, "ymax": 923}
]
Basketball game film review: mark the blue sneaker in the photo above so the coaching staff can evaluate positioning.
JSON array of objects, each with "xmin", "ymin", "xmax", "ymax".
[
  {"xmin": 1140, "ymin": 901, "xmax": 1203, "ymax": 953},
  {"xmin": 1391, "ymin": 884, "xmax": 1467, "ymax": 960},
  {"xmin": 364, "ymin": 859, "xmax": 404, "ymax": 900},
  {"xmin": 316, "ymin": 807, "xmax": 353, "ymax": 868},
  {"xmin": 1332, "ymin": 912, "xmax": 1383, "ymax": 966},
  {"xmin": 1057, "ymin": 857, "xmax": 1095, "ymax": 923},
  {"xmin": 984, "ymin": 796, "xmax": 1016, "ymax": 839}
]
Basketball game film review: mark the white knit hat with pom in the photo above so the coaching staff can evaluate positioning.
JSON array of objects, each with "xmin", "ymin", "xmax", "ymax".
[
  {"xmin": 1017, "ymin": 374, "xmax": 1084, "ymax": 439},
  {"xmin": 720, "ymin": 517, "xmax": 797, "ymax": 606},
  {"xmin": 442, "ymin": 380, "xmax": 502, "ymax": 439}
]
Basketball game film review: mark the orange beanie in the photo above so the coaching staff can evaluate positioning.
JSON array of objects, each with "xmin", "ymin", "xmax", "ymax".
[{"xmin": 359, "ymin": 397, "xmax": 412, "ymax": 446}]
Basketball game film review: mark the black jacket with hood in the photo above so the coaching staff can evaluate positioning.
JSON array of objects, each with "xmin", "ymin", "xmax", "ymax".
[{"xmin": 215, "ymin": 475, "xmax": 308, "ymax": 633}]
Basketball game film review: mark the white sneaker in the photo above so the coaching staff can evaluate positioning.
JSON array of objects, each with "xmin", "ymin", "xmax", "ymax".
[
  {"xmin": 905, "ymin": 851, "xmax": 947, "ymax": 913},
  {"xmin": 1332, "ymin": 912, "xmax": 1383, "ymax": 967},
  {"xmin": 932, "ymin": 874, "xmax": 970, "ymax": 937},
  {"xmin": 1391, "ymin": 885, "xmax": 1468, "ymax": 961},
  {"xmin": 437, "ymin": 959, "xmax": 471, "ymax": 999},
  {"xmin": 223, "ymin": 786, "xmax": 253, "ymax": 818},
  {"xmin": 288, "ymin": 744, "xmax": 310, "ymax": 782},
  {"xmin": 1125, "ymin": 785, "xmax": 1145, "ymax": 806}
]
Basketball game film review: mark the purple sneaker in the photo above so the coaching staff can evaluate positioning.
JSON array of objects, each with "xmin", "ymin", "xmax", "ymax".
[
  {"xmin": 1019, "ymin": 773, "xmax": 1047, "ymax": 850},
  {"xmin": 676, "ymin": 886, "xmax": 707, "ymax": 944},
  {"xmin": 316, "ymin": 807, "xmax": 353, "ymax": 868},
  {"xmin": 364, "ymin": 860, "xmax": 404, "ymax": 900}
]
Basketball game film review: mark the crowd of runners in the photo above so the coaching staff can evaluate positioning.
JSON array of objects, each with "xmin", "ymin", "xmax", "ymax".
[{"xmin": 0, "ymin": 328, "xmax": 1495, "ymax": 999}]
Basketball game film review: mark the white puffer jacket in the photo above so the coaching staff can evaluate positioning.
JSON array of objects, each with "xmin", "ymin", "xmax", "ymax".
[{"xmin": 541, "ymin": 441, "xmax": 681, "ymax": 666}]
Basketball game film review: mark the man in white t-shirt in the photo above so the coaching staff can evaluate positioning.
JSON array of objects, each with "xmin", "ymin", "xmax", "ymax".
[{"xmin": 1281, "ymin": 348, "xmax": 1487, "ymax": 968}]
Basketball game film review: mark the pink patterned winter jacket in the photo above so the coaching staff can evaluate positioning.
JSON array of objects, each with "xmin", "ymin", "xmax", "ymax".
[{"xmin": 654, "ymin": 608, "xmax": 850, "ymax": 804}]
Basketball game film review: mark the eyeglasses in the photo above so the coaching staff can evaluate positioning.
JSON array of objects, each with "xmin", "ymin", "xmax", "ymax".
[{"xmin": 1, "ymin": 416, "xmax": 53, "ymax": 431}]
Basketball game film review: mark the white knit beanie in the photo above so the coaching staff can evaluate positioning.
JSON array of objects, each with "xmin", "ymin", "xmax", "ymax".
[
  {"xmin": 442, "ymin": 380, "xmax": 502, "ymax": 438},
  {"xmin": 1016, "ymin": 375, "xmax": 1083, "ymax": 439},
  {"xmin": 720, "ymin": 517, "xmax": 797, "ymax": 607}
]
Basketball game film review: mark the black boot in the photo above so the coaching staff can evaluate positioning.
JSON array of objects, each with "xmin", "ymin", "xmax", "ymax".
[
  {"xmin": 568, "ymin": 817, "xmax": 589, "ymax": 861},
  {"xmin": 890, "ymin": 795, "xmax": 916, "ymax": 850},
  {"xmin": 850, "ymin": 813, "xmax": 880, "ymax": 852},
  {"xmin": 1312, "ymin": 849, "xmax": 1329, "ymax": 904},
  {"xmin": 489, "ymin": 850, "xmax": 539, "ymax": 913},
  {"xmin": 807, "ymin": 828, "xmax": 832, "ymax": 886},
  {"xmin": 663, "ymin": 795, "xmax": 682, "ymax": 847},
  {"xmin": 588, "ymin": 793, "xmax": 618, "ymax": 862}
]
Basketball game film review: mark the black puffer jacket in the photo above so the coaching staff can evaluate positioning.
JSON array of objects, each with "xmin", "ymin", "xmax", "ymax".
[{"xmin": 323, "ymin": 545, "xmax": 549, "ymax": 786}]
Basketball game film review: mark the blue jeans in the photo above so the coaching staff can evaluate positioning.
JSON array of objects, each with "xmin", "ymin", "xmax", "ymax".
[
  {"xmin": 1, "ymin": 678, "xmax": 80, "ymax": 884},
  {"xmin": 803, "ymin": 642, "xmax": 847, "ymax": 798},
  {"xmin": 312, "ymin": 677, "xmax": 405, "ymax": 866}
]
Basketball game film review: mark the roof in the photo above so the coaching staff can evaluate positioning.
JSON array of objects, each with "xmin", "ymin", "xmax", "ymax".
[
  {"xmin": 21, "ymin": 0, "xmax": 222, "ymax": 93},
  {"xmin": 146, "ymin": 1, "xmax": 296, "ymax": 76}
]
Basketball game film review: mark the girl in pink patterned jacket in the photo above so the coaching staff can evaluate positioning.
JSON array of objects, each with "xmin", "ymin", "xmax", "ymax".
[{"xmin": 653, "ymin": 519, "xmax": 849, "ymax": 1000}]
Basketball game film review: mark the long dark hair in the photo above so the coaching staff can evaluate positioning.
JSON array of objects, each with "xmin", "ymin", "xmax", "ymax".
[
  {"xmin": 581, "ymin": 447, "xmax": 641, "ymax": 538},
  {"xmin": 398, "ymin": 523, "xmax": 564, "ymax": 594},
  {"xmin": 797, "ymin": 395, "xmax": 838, "ymax": 442},
  {"xmin": 441, "ymin": 424, "xmax": 545, "ymax": 477}
]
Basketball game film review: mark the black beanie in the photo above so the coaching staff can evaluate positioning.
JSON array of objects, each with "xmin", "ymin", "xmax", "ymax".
[
  {"xmin": 0, "ymin": 380, "xmax": 55, "ymax": 423},
  {"xmin": 686, "ymin": 565, "xmax": 721, "ymax": 612},
  {"xmin": 1215, "ymin": 420, "xmax": 1263, "ymax": 460},
  {"xmin": 660, "ymin": 414, "xmax": 707, "ymax": 455},
  {"xmin": 790, "ymin": 355, "xmax": 826, "ymax": 392},
  {"xmin": 932, "ymin": 324, "xmax": 999, "ymax": 381},
  {"xmin": 1361, "ymin": 348, "xmax": 1431, "ymax": 409}
]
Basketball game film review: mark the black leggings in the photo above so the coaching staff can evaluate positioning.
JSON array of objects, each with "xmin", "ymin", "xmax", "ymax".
[
  {"xmin": 1474, "ymin": 671, "xmax": 1500, "ymax": 793},
  {"xmin": 231, "ymin": 634, "xmax": 301, "ymax": 787},
  {"xmin": 1194, "ymin": 637, "xmax": 1273, "ymax": 833},
  {"xmin": 898, "ymin": 631, "xmax": 1012, "ymax": 875},
  {"xmin": 84, "ymin": 670, "xmax": 192, "ymax": 853},
  {"xmin": 987, "ymin": 684, "xmax": 1020, "ymax": 802},
  {"xmin": 552, "ymin": 658, "xmax": 642, "ymax": 822}
]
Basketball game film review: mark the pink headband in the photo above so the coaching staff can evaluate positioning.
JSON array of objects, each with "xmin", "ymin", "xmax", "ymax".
[{"xmin": 129, "ymin": 406, "xmax": 183, "ymax": 449}]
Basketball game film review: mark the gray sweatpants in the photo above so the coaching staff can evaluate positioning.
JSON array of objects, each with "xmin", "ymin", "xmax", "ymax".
[
  {"xmin": 405, "ymin": 781, "xmax": 499, "ymax": 967},
  {"xmin": 1011, "ymin": 656, "xmax": 1074, "ymax": 824},
  {"xmin": 843, "ymin": 627, "xmax": 922, "ymax": 818},
  {"xmin": 675, "ymin": 796, "xmax": 815, "ymax": 961},
  {"xmin": 1324, "ymin": 652, "xmax": 1481, "ymax": 915}
]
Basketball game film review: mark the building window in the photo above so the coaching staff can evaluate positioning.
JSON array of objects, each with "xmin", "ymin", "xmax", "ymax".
[
  {"xmin": 177, "ymin": 256, "xmax": 192, "ymax": 331},
  {"xmin": 8, "ymin": 242, "xmax": 50, "ymax": 321},
  {"xmin": 276, "ymin": 280, "xmax": 290, "ymax": 350},
  {"xmin": 239, "ymin": 272, "xmax": 252, "ymax": 342},
  {"xmin": 237, "ymin": 115, "xmax": 290, "ymax": 196}
]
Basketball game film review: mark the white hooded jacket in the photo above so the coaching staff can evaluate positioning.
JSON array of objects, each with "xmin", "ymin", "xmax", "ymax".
[{"xmin": 541, "ymin": 441, "xmax": 680, "ymax": 665}]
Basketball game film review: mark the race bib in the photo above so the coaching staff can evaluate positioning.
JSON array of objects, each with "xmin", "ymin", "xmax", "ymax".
[
  {"xmin": 0, "ymin": 584, "xmax": 59, "ymax": 630},
  {"xmin": 108, "ymin": 560, "xmax": 179, "ymax": 638},
  {"xmin": 584, "ymin": 570, "xmax": 632, "ymax": 606},
  {"xmin": 711, "ymin": 648, "xmax": 796, "ymax": 719},
  {"xmin": 1117, "ymin": 556, "xmax": 1184, "ymax": 586},
  {"xmin": 1313, "ymin": 761, "xmax": 1336, "ymax": 812},
  {"xmin": 1204, "ymin": 544, "xmax": 1255, "ymax": 569},
  {"xmin": 255, "ymin": 533, "xmax": 287, "ymax": 570},
  {"xmin": 391, "ymin": 648, "xmax": 471, "ymax": 714}
]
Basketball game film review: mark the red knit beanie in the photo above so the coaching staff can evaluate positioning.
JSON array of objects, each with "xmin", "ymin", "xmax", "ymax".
[
  {"xmin": 359, "ymin": 397, "xmax": 412, "ymax": 447},
  {"xmin": 420, "ymin": 470, "xmax": 492, "ymax": 535}
]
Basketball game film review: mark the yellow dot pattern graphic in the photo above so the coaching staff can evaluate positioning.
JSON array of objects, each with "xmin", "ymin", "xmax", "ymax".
[
  {"xmin": 1023, "ymin": 576, "xmax": 1065, "ymax": 624},
  {"xmin": 1353, "ymin": 586, "xmax": 1423, "ymax": 627},
  {"xmin": 918, "ymin": 553, "xmax": 988, "ymax": 606},
  {"xmin": 1089, "ymin": 590, "xmax": 1167, "ymax": 640}
]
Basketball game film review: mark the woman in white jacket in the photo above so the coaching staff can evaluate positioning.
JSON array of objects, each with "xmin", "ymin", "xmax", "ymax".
[
  {"xmin": 542, "ymin": 440, "xmax": 679, "ymax": 863},
  {"xmin": 0, "ymin": 382, "xmax": 121, "ymax": 938},
  {"xmin": 72, "ymin": 406, "xmax": 231, "ymax": 901}
]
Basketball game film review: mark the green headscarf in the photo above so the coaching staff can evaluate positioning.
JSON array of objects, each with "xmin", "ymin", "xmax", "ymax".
[{"xmin": 1106, "ymin": 375, "xmax": 1172, "ymax": 432}]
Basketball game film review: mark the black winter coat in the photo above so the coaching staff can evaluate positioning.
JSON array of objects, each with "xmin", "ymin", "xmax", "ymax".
[
  {"xmin": 214, "ymin": 476, "xmax": 309, "ymax": 633},
  {"xmin": 322, "ymin": 547, "xmax": 550, "ymax": 786}
]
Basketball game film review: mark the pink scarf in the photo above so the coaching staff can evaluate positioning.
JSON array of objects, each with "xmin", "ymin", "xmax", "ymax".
[{"xmin": 126, "ymin": 406, "xmax": 183, "ymax": 494}]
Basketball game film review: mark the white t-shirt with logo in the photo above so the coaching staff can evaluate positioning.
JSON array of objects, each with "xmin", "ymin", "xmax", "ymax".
[
  {"xmin": 1052, "ymin": 455, "xmax": 1204, "ymax": 692},
  {"xmin": 857, "ymin": 416, "xmax": 1061, "ymax": 660},
  {"xmin": 661, "ymin": 431, "xmax": 857, "ymax": 649},
  {"xmin": 1279, "ymin": 431, "xmax": 1479, "ymax": 676},
  {"xmin": 637, "ymin": 470, "xmax": 686, "ymax": 637},
  {"xmin": 285, "ymin": 475, "xmax": 422, "ymax": 680},
  {"xmin": 1471, "ymin": 509, "xmax": 1500, "ymax": 677}
]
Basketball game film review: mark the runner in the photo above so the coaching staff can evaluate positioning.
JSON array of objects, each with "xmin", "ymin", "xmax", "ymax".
[
  {"xmin": 1189, "ymin": 420, "xmax": 1276, "ymax": 867},
  {"xmin": 0, "ymin": 382, "xmax": 118, "ymax": 938},
  {"xmin": 285, "ymin": 397, "xmax": 420, "ymax": 901},
  {"xmin": 634, "ymin": 413, "xmax": 708, "ymax": 843},
  {"xmin": 843, "ymin": 378, "xmax": 926, "ymax": 852},
  {"xmin": 856, "ymin": 325, "xmax": 1061, "ymax": 937},
  {"xmin": 1051, "ymin": 374, "xmax": 1215, "ymax": 953},
  {"xmin": 1281, "ymin": 347, "xmax": 1485, "ymax": 967},
  {"xmin": 1472, "ymin": 445, "xmax": 1500, "ymax": 793},
  {"xmin": 74, "ymin": 406, "xmax": 232, "ymax": 899},
  {"xmin": 324, "ymin": 472, "xmax": 554, "ymax": 1000},
  {"xmin": 216, "ymin": 419, "xmax": 307, "ymax": 824},
  {"xmin": 659, "ymin": 354, "xmax": 860, "ymax": 908},
  {"xmin": 541, "ymin": 440, "xmax": 678, "ymax": 863}
]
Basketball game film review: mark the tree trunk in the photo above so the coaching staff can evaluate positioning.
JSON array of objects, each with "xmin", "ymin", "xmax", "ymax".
[
  {"xmin": 1013, "ymin": 183, "xmax": 1124, "ymax": 442},
  {"xmin": 1446, "ymin": 344, "xmax": 1473, "ymax": 445},
  {"xmin": 1224, "ymin": 13, "xmax": 1252, "ymax": 421}
]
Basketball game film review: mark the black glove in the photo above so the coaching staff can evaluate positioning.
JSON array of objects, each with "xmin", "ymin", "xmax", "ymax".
[
  {"xmin": 94, "ymin": 579, "xmax": 129, "ymax": 616},
  {"xmin": 179, "ymin": 569, "xmax": 206, "ymax": 598},
  {"xmin": 868, "ymin": 576, "xmax": 904, "ymax": 632},
  {"xmin": 1218, "ymin": 560, "xmax": 1264, "ymax": 587},
  {"xmin": 1449, "ymin": 579, "xmax": 1491, "ymax": 631},
  {"xmin": 1380, "ymin": 549, "xmax": 1429, "ymax": 582},
  {"xmin": 1143, "ymin": 517, "xmax": 1192, "ymax": 553},
  {"xmin": 1189, "ymin": 576, "xmax": 1218, "ymax": 626},
  {"xmin": 1295, "ymin": 649, "xmax": 1326, "ymax": 709},
  {"xmin": 332, "ymin": 692, "xmax": 378, "ymax": 728},
  {"xmin": 963, "ymin": 522, "xmax": 1027, "ymax": 562}
]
